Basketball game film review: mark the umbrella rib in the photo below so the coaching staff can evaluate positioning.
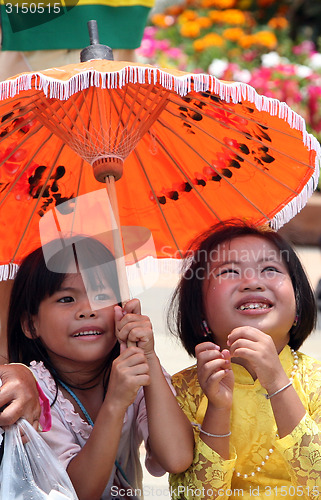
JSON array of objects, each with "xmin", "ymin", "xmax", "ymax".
[
  {"xmin": 106, "ymin": 87, "xmax": 116, "ymax": 153},
  {"xmin": 38, "ymin": 92, "xmax": 97, "ymax": 148},
  {"xmin": 35, "ymin": 93, "xmax": 93, "ymax": 147},
  {"xmin": 95, "ymin": 87, "xmax": 108, "ymax": 153},
  {"xmin": 149, "ymin": 135, "xmax": 224, "ymax": 221},
  {"xmin": 132, "ymin": 148, "xmax": 184, "ymax": 258},
  {"xmin": 151, "ymin": 120, "xmax": 275, "ymax": 220},
  {"xmin": 0, "ymin": 131, "xmax": 54, "ymax": 209},
  {"xmin": 0, "ymin": 121, "xmax": 43, "ymax": 163},
  {"xmin": 124, "ymin": 85, "xmax": 169, "ymax": 136},
  {"xmin": 112, "ymin": 84, "xmax": 170, "ymax": 137},
  {"xmin": 70, "ymin": 90, "xmax": 105, "ymax": 156},
  {"xmin": 34, "ymin": 93, "xmax": 101, "ymax": 167},
  {"xmin": 75, "ymin": 158, "xmax": 84, "ymax": 200},
  {"xmin": 60, "ymin": 86, "xmax": 102, "ymax": 153},
  {"xmin": 31, "ymin": 95, "xmax": 77, "ymax": 141},
  {"xmin": 113, "ymin": 84, "xmax": 153, "ymax": 135},
  {"xmin": 105, "ymin": 86, "xmax": 129, "ymax": 153},
  {"xmin": 168, "ymin": 94, "xmax": 308, "ymax": 143},
  {"xmin": 0, "ymin": 107, "xmax": 36, "ymax": 128},
  {"xmin": 11, "ymin": 142, "xmax": 67, "ymax": 263},
  {"xmin": 158, "ymin": 110, "xmax": 300, "ymax": 194},
  {"xmin": 87, "ymin": 87, "xmax": 102, "ymax": 154},
  {"xmin": 67, "ymin": 157, "xmax": 85, "ymax": 237},
  {"xmin": 130, "ymin": 87, "xmax": 171, "ymax": 138},
  {"xmin": 111, "ymin": 85, "xmax": 169, "ymax": 138},
  {"xmin": 168, "ymin": 96, "xmax": 314, "ymax": 165},
  {"xmin": 115, "ymin": 84, "xmax": 139, "ymax": 133},
  {"xmin": 121, "ymin": 85, "xmax": 313, "ymax": 169},
  {"xmin": 0, "ymin": 92, "xmax": 44, "ymax": 116},
  {"xmin": 71, "ymin": 85, "xmax": 100, "ymax": 155},
  {"xmin": 56, "ymin": 93, "xmax": 98, "ymax": 151},
  {"xmin": 151, "ymin": 132, "xmax": 260, "ymax": 221},
  {"xmin": 94, "ymin": 85, "xmax": 132, "ymax": 154}
]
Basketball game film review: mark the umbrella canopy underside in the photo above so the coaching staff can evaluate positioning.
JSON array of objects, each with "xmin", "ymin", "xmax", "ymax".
[{"xmin": 0, "ymin": 60, "xmax": 319, "ymax": 272}]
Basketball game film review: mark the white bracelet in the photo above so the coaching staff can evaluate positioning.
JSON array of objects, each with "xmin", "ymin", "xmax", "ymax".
[
  {"xmin": 193, "ymin": 423, "xmax": 231, "ymax": 438},
  {"xmin": 265, "ymin": 381, "xmax": 292, "ymax": 400}
]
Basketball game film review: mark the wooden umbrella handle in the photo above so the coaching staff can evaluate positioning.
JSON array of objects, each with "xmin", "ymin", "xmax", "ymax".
[{"xmin": 105, "ymin": 176, "xmax": 136, "ymax": 347}]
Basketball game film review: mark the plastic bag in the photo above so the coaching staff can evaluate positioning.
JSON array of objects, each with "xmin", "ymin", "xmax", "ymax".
[{"xmin": 0, "ymin": 419, "xmax": 78, "ymax": 499}]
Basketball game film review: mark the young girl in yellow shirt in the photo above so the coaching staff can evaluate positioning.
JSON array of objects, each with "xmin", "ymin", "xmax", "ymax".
[{"xmin": 168, "ymin": 219, "xmax": 321, "ymax": 500}]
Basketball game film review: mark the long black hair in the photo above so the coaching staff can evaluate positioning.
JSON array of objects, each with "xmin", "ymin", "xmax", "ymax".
[
  {"xmin": 167, "ymin": 219, "xmax": 317, "ymax": 356},
  {"xmin": 8, "ymin": 236, "xmax": 121, "ymax": 393}
]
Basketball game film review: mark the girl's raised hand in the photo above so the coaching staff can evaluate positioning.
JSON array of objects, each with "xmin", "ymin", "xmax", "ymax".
[
  {"xmin": 196, "ymin": 342, "xmax": 234, "ymax": 410},
  {"xmin": 106, "ymin": 346, "xmax": 150, "ymax": 412},
  {"xmin": 227, "ymin": 326, "xmax": 289, "ymax": 393},
  {"xmin": 114, "ymin": 299, "xmax": 155, "ymax": 358}
]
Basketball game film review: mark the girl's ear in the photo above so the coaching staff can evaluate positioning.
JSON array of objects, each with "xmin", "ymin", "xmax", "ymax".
[{"xmin": 21, "ymin": 313, "xmax": 37, "ymax": 339}]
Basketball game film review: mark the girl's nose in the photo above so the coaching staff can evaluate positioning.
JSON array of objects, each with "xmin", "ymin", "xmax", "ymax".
[
  {"xmin": 239, "ymin": 272, "xmax": 266, "ymax": 291},
  {"xmin": 76, "ymin": 305, "xmax": 97, "ymax": 319}
]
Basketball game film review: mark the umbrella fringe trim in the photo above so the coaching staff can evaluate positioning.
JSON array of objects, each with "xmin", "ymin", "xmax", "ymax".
[
  {"xmin": 1, "ymin": 67, "xmax": 320, "ymax": 154},
  {"xmin": 0, "ymin": 264, "xmax": 19, "ymax": 281},
  {"xmin": 270, "ymin": 161, "xmax": 320, "ymax": 230}
]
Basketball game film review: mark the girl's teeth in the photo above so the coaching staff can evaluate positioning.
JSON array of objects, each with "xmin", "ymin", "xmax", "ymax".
[
  {"xmin": 74, "ymin": 331, "xmax": 101, "ymax": 337},
  {"xmin": 239, "ymin": 303, "xmax": 270, "ymax": 310}
]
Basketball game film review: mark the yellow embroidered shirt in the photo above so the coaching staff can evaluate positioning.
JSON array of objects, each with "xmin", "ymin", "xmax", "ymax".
[{"xmin": 169, "ymin": 346, "xmax": 321, "ymax": 499}]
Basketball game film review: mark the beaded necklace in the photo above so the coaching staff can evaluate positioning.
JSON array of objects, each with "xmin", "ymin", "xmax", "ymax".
[{"xmin": 234, "ymin": 349, "xmax": 299, "ymax": 479}]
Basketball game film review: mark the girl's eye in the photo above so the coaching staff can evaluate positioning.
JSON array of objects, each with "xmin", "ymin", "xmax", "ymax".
[
  {"xmin": 57, "ymin": 296, "xmax": 74, "ymax": 303},
  {"xmin": 262, "ymin": 266, "xmax": 281, "ymax": 273},
  {"xmin": 217, "ymin": 268, "xmax": 239, "ymax": 277},
  {"xmin": 94, "ymin": 293, "xmax": 112, "ymax": 301}
]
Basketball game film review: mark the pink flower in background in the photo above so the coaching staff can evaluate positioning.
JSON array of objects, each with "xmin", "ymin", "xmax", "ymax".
[
  {"xmin": 167, "ymin": 47, "xmax": 184, "ymax": 59},
  {"xmin": 308, "ymin": 86, "xmax": 321, "ymax": 132},
  {"xmin": 248, "ymin": 67, "xmax": 272, "ymax": 95},
  {"xmin": 293, "ymin": 40, "xmax": 316, "ymax": 56},
  {"xmin": 158, "ymin": 39, "xmax": 171, "ymax": 51},
  {"xmin": 137, "ymin": 38, "xmax": 157, "ymax": 59},
  {"xmin": 143, "ymin": 26, "xmax": 158, "ymax": 39}
]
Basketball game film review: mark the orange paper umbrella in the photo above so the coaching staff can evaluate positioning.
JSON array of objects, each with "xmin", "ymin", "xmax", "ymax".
[{"xmin": 0, "ymin": 55, "xmax": 320, "ymax": 279}]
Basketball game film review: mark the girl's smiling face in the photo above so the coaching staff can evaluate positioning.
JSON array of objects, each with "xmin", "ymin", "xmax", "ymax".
[
  {"xmin": 203, "ymin": 235, "xmax": 296, "ymax": 353},
  {"xmin": 25, "ymin": 272, "xmax": 118, "ymax": 373}
]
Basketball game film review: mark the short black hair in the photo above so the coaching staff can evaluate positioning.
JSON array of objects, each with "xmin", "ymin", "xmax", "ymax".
[
  {"xmin": 8, "ymin": 236, "xmax": 121, "ymax": 388},
  {"xmin": 167, "ymin": 219, "xmax": 317, "ymax": 356}
]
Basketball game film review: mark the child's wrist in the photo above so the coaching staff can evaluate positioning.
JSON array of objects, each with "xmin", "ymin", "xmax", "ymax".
[
  {"xmin": 102, "ymin": 395, "xmax": 131, "ymax": 418},
  {"xmin": 263, "ymin": 374, "xmax": 290, "ymax": 396},
  {"xmin": 144, "ymin": 350, "xmax": 159, "ymax": 364},
  {"xmin": 207, "ymin": 400, "xmax": 233, "ymax": 414}
]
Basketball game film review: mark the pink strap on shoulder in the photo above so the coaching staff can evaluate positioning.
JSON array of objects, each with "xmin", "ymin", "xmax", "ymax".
[{"xmin": 36, "ymin": 382, "xmax": 52, "ymax": 432}]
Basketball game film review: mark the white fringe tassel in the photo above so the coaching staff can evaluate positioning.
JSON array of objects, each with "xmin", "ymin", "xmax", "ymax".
[
  {"xmin": 270, "ymin": 154, "xmax": 320, "ymax": 230},
  {"xmin": 0, "ymin": 264, "xmax": 19, "ymax": 281}
]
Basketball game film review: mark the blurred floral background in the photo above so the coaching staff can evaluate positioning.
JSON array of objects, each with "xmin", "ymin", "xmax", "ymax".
[{"xmin": 136, "ymin": 0, "xmax": 321, "ymax": 172}]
